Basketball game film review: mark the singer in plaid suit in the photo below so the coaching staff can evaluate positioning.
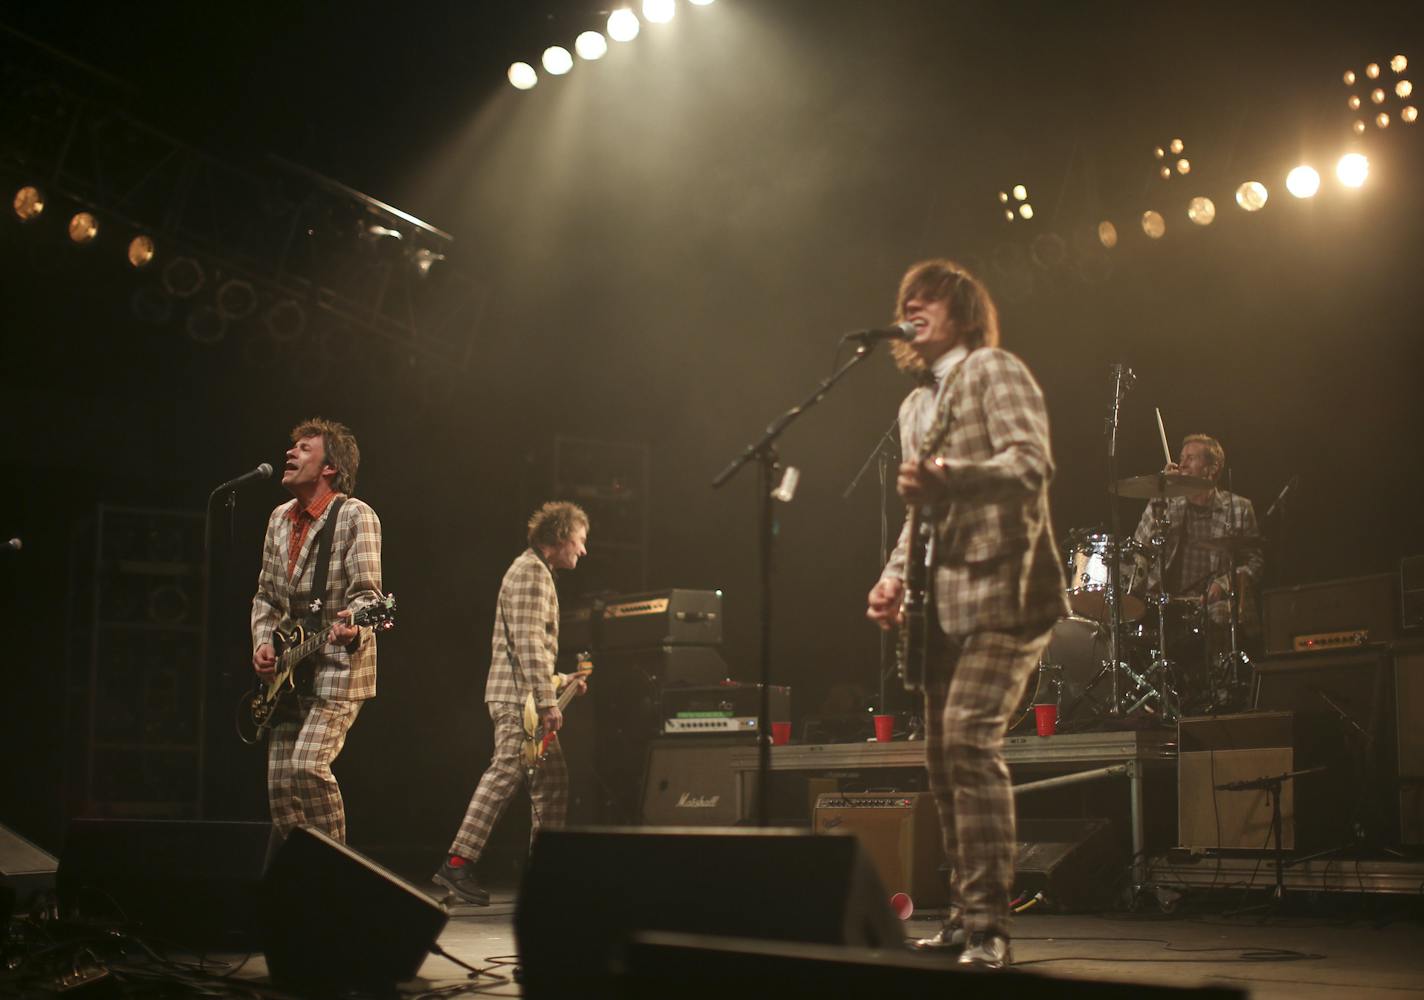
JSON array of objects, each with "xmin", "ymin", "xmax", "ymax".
[
  {"xmin": 868, "ymin": 260, "xmax": 1068, "ymax": 969},
  {"xmin": 433, "ymin": 502, "xmax": 589, "ymax": 907},
  {"xmin": 252, "ymin": 418, "xmax": 382, "ymax": 844}
]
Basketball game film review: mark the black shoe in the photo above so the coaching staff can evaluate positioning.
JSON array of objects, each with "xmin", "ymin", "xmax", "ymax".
[
  {"xmin": 957, "ymin": 931, "xmax": 1011, "ymax": 970},
  {"xmin": 432, "ymin": 859, "xmax": 490, "ymax": 906},
  {"xmin": 907, "ymin": 922, "xmax": 966, "ymax": 953}
]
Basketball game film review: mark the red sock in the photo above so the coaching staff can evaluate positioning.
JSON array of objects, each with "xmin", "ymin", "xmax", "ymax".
[{"xmin": 448, "ymin": 854, "xmax": 467, "ymax": 868}]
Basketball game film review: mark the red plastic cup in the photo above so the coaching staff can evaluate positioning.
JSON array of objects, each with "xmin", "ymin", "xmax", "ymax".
[
  {"xmin": 771, "ymin": 721, "xmax": 792, "ymax": 745},
  {"xmin": 890, "ymin": 892, "xmax": 914, "ymax": 920},
  {"xmin": 873, "ymin": 714, "xmax": 895, "ymax": 743},
  {"xmin": 1033, "ymin": 703, "xmax": 1058, "ymax": 737}
]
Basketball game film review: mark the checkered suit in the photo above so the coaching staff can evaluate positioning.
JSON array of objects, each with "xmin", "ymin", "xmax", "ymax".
[
  {"xmin": 252, "ymin": 495, "xmax": 382, "ymax": 841},
  {"xmin": 449, "ymin": 548, "xmax": 567, "ymax": 862},
  {"xmin": 880, "ymin": 346, "xmax": 1067, "ymax": 936}
]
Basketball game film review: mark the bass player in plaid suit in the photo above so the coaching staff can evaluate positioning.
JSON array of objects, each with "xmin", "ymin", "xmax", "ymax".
[
  {"xmin": 252, "ymin": 417, "xmax": 383, "ymax": 843},
  {"xmin": 866, "ymin": 260, "xmax": 1068, "ymax": 969},
  {"xmin": 434, "ymin": 502, "xmax": 588, "ymax": 906}
]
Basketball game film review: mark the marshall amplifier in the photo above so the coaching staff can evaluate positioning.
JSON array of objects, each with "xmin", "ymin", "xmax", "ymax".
[
  {"xmin": 599, "ymin": 589, "xmax": 723, "ymax": 649},
  {"xmin": 661, "ymin": 682, "xmax": 791, "ymax": 735},
  {"xmin": 641, "ymin": 738, "xmax": 755, "ymax": 826}
]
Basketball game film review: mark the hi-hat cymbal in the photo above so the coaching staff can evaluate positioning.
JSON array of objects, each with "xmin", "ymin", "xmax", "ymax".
[
  {"xmin": 1112, "ymin": 472, "xmax": 1217, "ymax": 499},
  {"xmin": 1198, "ymin": 534, "xmax": 1263, "ymax": 554}
]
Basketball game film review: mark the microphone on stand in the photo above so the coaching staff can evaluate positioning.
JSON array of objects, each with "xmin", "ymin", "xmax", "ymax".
[
  {"xmin": 843, "ymin": 321, "xmax": 916, "ymax": 344},
  {"xmin": 1265, "ymin": 473, "xmax": 1300, "ymax": 520},
  {"xmin": 212, "ymin": 463, "xmax": 274, "ymax": 494}
]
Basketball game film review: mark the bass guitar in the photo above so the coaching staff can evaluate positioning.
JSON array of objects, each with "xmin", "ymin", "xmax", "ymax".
[
  {"xmin": 522, "ymin": 652, "xmax": 593, "ymax": 775},
  {"xmin": 239, "ymin": 594, "xmax": 397, "ymax": 743}
]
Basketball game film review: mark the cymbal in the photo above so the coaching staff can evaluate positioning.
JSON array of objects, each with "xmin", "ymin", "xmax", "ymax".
[
  {"xmin": 1197, "ymin": 534, "xmax": 1263, "ymax": 553},
  {"xmin": 1112, "ymin": 472, "xmax": 1216, "ymax": 499}
]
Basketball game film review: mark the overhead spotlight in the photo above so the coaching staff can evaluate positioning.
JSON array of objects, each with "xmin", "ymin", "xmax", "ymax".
[
  {"xmin": 1141, "ymin": 211, "xmax": 1166, "ymax": 240},
  {"xmin": 1371, "ymin": 87, "xmax": 1386, "ymax": 104},
  {"xmin": 542, "ymin": 46, "xmax": 573, "ymax": 76},
  {"xmin": 412, "ymin": 247, "xmax": 446, "ymax": 278},
  {"xmin": 643, "ymin": 0, "xmax": 675, "ymax": 23},
  {"xmin": 575, "ymin": 31, "xmax": 608, "ymax": 60},
  {"xmin": 1003, "ymin": 209, "xmax": 1014, "ymax": 222},
  {"xmin": 216, "ymin": 278, "xmax": 258, "ymax": 320},
  {"xmin": 185, "ymin": 304, "xmax": 227, "ymax": 345},
  {"xmin": 1353, "ymin": 120, "xmax": 1367, "ymax": 134},
  {"xmin": 1366, "ymin": 62, "xmax": 1380, "ymax": 79},
  {"xmin": 1097, "ymin": 221, "xmax": 1118, "ymax": 248},
  {"xmin": 126, "ymin": 234, "xmax": 156, "ymax": 269},
  {"xmin": 1376, "ymin": 111, "xmax": 1390, "ymax": 128},
  {"xmin": 1391, "ymin": 54, "xmax": 1408, "ymax": 73},
  {"xmin": 263, "ymin": 299, "xmax": 306, "ymax": 342},
  {"xmin": 162, "ymin": 256, "xmax": 206, "ymax": 298},
  {"xmin": 1397, "ymin": 79, "xmax": 1413, "ymax": 98},
  {"xmin": 1169, "ymin": 138, "xmax": 1184, "ymax": 154},
  {"xmin": 1348, "ymin": 95, "xmax": 1361, "ymax": 110},
  {"xmin": 1018, "ymin": 203, "xmax": 1034, "ymax": 220},
  {"xmin": 689, "ymin": 0, "xmax": 714, "ymax": 5},
  {"xmin": 1176, "ymin": 158, "xmax": 1191, "ymax": 174},
  {"xmin": 608, "ymin": 8, "xmax": 641, "ymax": 41},
  {"xmin": 1011, "ymin": 184, "xmax": 1028, "ymax": 201},
  {"xmin": 1235, "ymin": 181, "xmax": 1268, "ymax": 212},
  {"xmin": 997, "ymin": 191, "xmax": 1009, "ymax": 203},
  {"xmin": 365, "ymin": 224, "xmax": 403, "ymax": 241},
  {"xmin": 1343, "ymin": 69, "xmax": 1357, "ymax": 85},
  {"xmin": 1153, "ymin": 146, "xmax": 1165, "ymax": 159},
  {"xmin": 1187, "ymin": 197, "xmax": 1215, "ymax": 226},
  {"xmin": 1404, "ymin": 105, "xmax": 1419, "ymax": 123},
  {"xmin": 12, "ymin": 185, "xmax": 44, "ymax": 222},
  {"xmin": 1336, "ymin": 153, "xmax": 1369, "ymax": 188},
  {"xmin": 1285, "ymin": 165, "xmax": 1320, "ymax": 198},
  {"xmin": 67, "ymin": 211, "xmax": 99, "ymax": 244},
  {"xmin": 508, "ymin": 62, "xmax": 538, "ymax": 90}
]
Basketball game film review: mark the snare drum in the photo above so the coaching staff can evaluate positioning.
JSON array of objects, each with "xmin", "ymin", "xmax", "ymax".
[{"xmin": 1064, "ymin": 530, "xmax": 1146, "ymax": 622}]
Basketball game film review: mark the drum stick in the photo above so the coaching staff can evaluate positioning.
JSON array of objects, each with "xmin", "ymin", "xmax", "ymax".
[{"xmin": 1155, "ymin": 408, "xmax": 1172, "ymax": 466}]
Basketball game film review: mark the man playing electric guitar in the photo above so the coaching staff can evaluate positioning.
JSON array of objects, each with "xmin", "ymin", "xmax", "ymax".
[
  {"xmin": 252, "ymin": 417, "xmax": 383, "ymax": 843},
  {"xmin": 865, "ymin": 261, "xmax": 1067, "ymax": 969},
  {"xmin": 434, "ymin": 502, "xmax": 589, "ymax": 907}
]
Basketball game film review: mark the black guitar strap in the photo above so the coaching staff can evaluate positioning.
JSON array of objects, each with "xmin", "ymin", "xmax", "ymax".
[{"xmin": 300, "ymin": 496, "xmax": 347, "ymax": 632}]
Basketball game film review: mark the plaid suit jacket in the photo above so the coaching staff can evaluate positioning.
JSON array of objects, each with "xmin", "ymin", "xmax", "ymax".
[
  {"xmin": 484, "ymin": 548, "xmax": 560, "ymax": 710},
  {"xmin": 883, "ymin": 347, "xmax": 1069, "ymax": 636},
  {"xmin": 251, "ymin": 495, "xmax": 383, "ymax": 701}
]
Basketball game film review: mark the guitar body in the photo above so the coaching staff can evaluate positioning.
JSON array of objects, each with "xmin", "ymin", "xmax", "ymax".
[
  {"xmin": 522, "ymin": 656, "xmax": 594, "ymax": 773},
  {"xmin": 897, "ymin": 506, "xmax": 936, "ymax": 692}
]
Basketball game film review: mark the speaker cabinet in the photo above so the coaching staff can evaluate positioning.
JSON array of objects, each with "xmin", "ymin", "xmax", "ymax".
[
  {"xmin": 1015, "ymin": 818, "xmax": 1124, "ymax": 911},
  {"xmin": 1, "ymin": 821, "xmax": 58, "ymax": 916},
  {"xmin": 813, "ymin": 792, "xmax": 946, "ymax": 906},
  {"xmin": 57, "ymin": 819, "xmax": 279, "ymax": 947},
  {"xmin": 515, "ymin": 827, "xmax": 901, "ymax": 998},
  {"xmin": 260, "ymin": 826, "xmax": 448, "ymax": 994},
  {"xmin": 641, "ymin": 737, "xmax": 755, "ymax": 826}
]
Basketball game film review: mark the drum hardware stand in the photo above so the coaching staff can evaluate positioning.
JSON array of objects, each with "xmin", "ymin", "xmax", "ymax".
[
  {"xmin": 1216, "ymin": 766, "xmax": 1325, "ymax": 916},
  {"xmin": 1211, "ymin": 469, "xmax": 1253, "ymax": 713},
  {"xmin": 1102, "ymin": 363, "xmax": 1135, "ymax": 717},
  {"xmin": 1127, "ymin": 493, "xmax": 1180, "ymax": 723}
]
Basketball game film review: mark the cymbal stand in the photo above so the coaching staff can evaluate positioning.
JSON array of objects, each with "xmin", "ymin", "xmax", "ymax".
[
  {"xmin": 1213, "ymin": 470, "xmax": 1252, "ymax": 710},
  {"xmin": 1125, "ymin": 493, "xmax": 1179, "ymax": 722},
  {"xmin": 1102, "ymin": 363, "xmax": 1134, "ymax": 716}
]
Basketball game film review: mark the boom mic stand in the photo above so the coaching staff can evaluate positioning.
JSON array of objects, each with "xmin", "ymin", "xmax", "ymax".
[
  {"xmin": 842, "ymin": 417, "xmax": 902, "ymax": 716},
  {"xmin": 1104, "ymin": 363, "xmax": 1134, "ymax": 716}
]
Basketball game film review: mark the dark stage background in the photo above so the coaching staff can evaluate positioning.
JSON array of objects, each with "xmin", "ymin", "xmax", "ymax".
[{"xmin": 3, "ymin": 2, "xmax": 1423, "ymax": 868}]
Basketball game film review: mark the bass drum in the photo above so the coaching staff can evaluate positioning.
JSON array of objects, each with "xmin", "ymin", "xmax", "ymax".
[{"xmin": 1011, "ymin": 616, "xmax": 1111, "ymax": 732}]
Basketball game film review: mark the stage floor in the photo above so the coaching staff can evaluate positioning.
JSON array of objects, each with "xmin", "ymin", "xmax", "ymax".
[{"xmin": 217, "ymin": 889, "xmax": 1424, "ymax": 998}]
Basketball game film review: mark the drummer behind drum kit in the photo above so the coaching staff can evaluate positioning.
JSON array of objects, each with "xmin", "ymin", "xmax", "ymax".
[{"xmin": 1018, "ymin": 469, "xmax": 1261, "ymax": 732}]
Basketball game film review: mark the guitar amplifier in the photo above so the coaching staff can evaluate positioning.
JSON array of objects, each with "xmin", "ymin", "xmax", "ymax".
[
  {"xmin": 1262, "ymin": 573, "xmax": 1398, "ymax": 655},
  {"xmin": 661, "ymin": 683, "xmax": 790, "ymax": 736},
  {"xmin": 599, "ymin": 589, "xmax": 723, "ymax": 649},
  {"xmin": 813, "ymin": 792, "xmax": 946, "ymax": 906}
]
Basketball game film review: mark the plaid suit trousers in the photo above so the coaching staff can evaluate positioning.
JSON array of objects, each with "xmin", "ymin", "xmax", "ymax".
[
  {"xmin": 923, "ymin": 625, "xmax": 1052, "ymax": 935},
  {"xmin": 449, "ymin": 705, "xmax": 569, "ymax": 862},
  {"xmin": 267, "ymin": 696, "xmax": 362, "ymax": 842}
]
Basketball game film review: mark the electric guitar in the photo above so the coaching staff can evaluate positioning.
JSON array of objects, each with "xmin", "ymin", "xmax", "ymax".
[
  {"xmin": 522, "ymin": 652, "xmax": 593, "ymax": 774},
  {"xmin": 239, "ymin": 594, "xmax": 397, "ymax": 743},
  {"xmin": 898, "ymin": 366, "xmax": 964, "ymax": 692}
]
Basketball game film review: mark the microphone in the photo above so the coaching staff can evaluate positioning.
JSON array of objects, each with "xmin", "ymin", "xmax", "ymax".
[
  {"xmin": 843, "ymin": 321, "xmax": 916, "ymax": 344},
  {"xmin": 3, "ymin": 537, "xmax": 20, "ymax": 552},
  {"xmin": 1265, "ymin": 473, "xmax": 1300, "ymax": 520},
  {"xmin": 212, "ymin": 463, "xmax": 274, "ymax": 494}
]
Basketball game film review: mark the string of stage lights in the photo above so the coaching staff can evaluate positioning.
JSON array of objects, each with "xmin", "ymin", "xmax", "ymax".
[{"xmin": 506, "ymin": 0, "xmax": 716, "ymax": 91}]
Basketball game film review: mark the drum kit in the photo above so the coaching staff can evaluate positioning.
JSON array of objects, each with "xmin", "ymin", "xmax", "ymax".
[{"xmin": 1018, "ymin": 468, "xmax": 1261, "ymax": 732}]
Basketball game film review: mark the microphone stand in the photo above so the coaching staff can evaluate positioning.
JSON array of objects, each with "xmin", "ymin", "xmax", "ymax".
[
  {"xmin": 842, "ymin": 417, "xmax": 900, "ymax": 715},
  {"xmin": 712, "ymin": 341, "xmax": 888, "ymax": 826},
  {"xmin": 1103, "ymin": 364, "xmax": 1134, "ymax": 716}
]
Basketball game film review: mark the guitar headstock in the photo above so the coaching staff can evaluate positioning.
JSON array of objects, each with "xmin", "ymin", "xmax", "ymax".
[
  {"xmin": 353, "ymin": 593, "xmax": 398, "ymax": 632},
  {"xmin": 575, "ymin": 650, "xmax": 594, "ymax": 676}
]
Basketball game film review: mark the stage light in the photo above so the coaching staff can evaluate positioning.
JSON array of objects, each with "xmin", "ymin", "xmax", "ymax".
[
  {"xmin": 126, "ymin": 234, "xmax": 155, "ymax": 269},
  {"xmin": 643, "ymin": 0, "xmax": 675, "ymax": 23},
  {"xmin": 1397, "ymin": 80, "xmax": 1413, "ymax": 98},
  {"xmin": 1176, "ymin": 158, "xmax": 1190, "ymax": 174},
  {"xmin": 1391, "ymin": 55, "xmax": 1408, "ymax": 73},
  {"xmin": 1235, "ymin": 181, "xmax": 1268, "ymax": 211},
  {"xmin": 1336, "ymin": 153, "xmax": 1369, "ymax": 188},
  {"xmin": 997, "ymin": 191, "xmax": 1009, "ymax": 203},
  {"xmin": 216, "ymin": 278, "xmax": 258, "ymax": 319},
  {"xmin": 1285, "ymin": 165, "xmax": 1320, "ymax": 198},
  {"xmin": 689, "ymin": 0, "xmax": 714, "ymax": 5},
  {"xmin": 1371, "ymin": 87, "xmax": 1386, "ymax": 104},
  {"xmin": 264, "ymin": 299, "xmax": 306, "ymax": 342},
  {"xmin": 1187, "ymin": 197, "xmax": 1215, "ymax": 225},
  {"xmin": 608, "ymin": 8, "xmax": 641, "ymax": 41},
  {"xmin": 1018, "ymin": 203, "xmax": 1034, "ymax": 220},
  {"xmin": 1012, "ymin": 184, "xmax": 1027, "ymax": 201},
  {"xmin": 508, "ymin": 62, "xmax": 537, "ymax": 90},
  {"xmin": 1030, "ymin": 232, "xmax": 1065, "ymax": 269},
  {"xmin": 1141, "ymin": 211, "xmax": 1165, "ymax": 239},
  {"xmin": 1153, "ymin": 146, "xmax": 1165, "ymax": 159},
  {"xmin": 575, "ymin": 31, "xmax": 608, "ymax": 60},
  {"xmin": 1159, "ymin": 166, "xmax": 1171, "ymax": 179},
  {"xmin": 67, "ymin": 212, "xmax": 99, "ymax": 244},
  {"xmin": 1376, "ymin": 111, "xmax": 1390, "ymax": 128},
  {"xmin": 1366, "ymin": 62, "xmax": 1380, "ymax": 79},
  {"xmin": 1353, "ymin": 120, "xmax": 1367, "ymax": 134},
  {"xmin": 1003, "ymin": 209, "xmax": 1013, "ymax": 222},
  {"xmin": 185, "ymin": 304, "xmax": 226, "ymax": 345},
  {"xmin": 1097, "ymin": 221, "xmax": 1118, "ymax": 248},
  {"xmin": 412, "ymin": 247, "xmax": 446, "ymax": 278},
  {"xmin": 1343, "ymin": 69, "xmax": 1356, "ymax": 85},
  {"xmin": 1169, "ymin": 138, "xmax": 1184, "ymax": 154},
  {"xmin": 1404, "ymin": 105, "xmax": 1419, "ymax": 123},
  {"xmin": 1348, "ymin": 95, "xmax": 1361, "ymax": 110},
  {"xmin": 12, "ymin": 185, "xmax": 44, "ymax": 222},
  {"xmin": 542, "ymin": 46, "xmax": 573, "ymax": 76},
  {"xmin": 162, "ymin": 255, "xmax": 205, "ymax": 298}
]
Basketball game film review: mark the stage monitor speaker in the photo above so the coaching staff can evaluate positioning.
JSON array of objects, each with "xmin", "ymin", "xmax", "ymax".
[
  {"xmin": 1262, "ymin": 574, "xmax": 1398, "ymax": 654},
  {"xmin": 641, "ymin": 737, "xmax": 755, "ymax": 826},
  {"xmin": 813, "ymin": 792, "xmax": 946, "ymax": 906},
  {"xmin": 57, "ymin": 819, "xmax": 279, "ymax": 947},
  {"xmin": 514, "ymin": 827, "xmax": 902, "ymax": 998},
  {"xmin": 260, "ymin": 826, "xmax": 448, "ymax": 993},
  {"xmin": 1395, "ymin": 641, "xmax": 1424, "ymax": 778},
  {"xmin": 1, "ymin": 821, "xmax": 58, "ymax": 916},
  {"xmin": 1015, "ymin": 818, "xmax": 1124, "ymax": 911}
]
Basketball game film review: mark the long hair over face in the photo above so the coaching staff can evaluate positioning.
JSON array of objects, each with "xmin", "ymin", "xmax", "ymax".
[
  {"xmin": 888, "ymin": 259, "xmax": 1000, "ymax": 374},
  {"xmin": 290, "ymin": 417, "xmax": 360, "ymax": 495}
]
